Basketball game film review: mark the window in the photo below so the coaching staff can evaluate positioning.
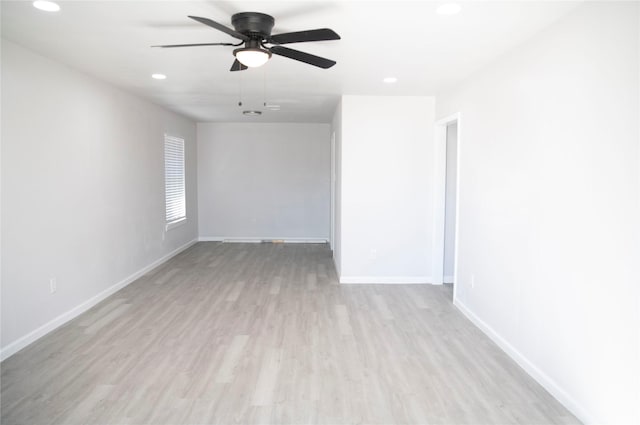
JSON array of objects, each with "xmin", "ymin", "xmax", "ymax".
[{"xmin": 164, "ymin": 135, "xmax": 186, "ymax": 229}]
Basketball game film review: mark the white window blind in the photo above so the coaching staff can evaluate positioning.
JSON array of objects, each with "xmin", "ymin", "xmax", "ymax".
[{"xmin": 164, "ymin": 135, "xmax": 186, "ymax": 225}]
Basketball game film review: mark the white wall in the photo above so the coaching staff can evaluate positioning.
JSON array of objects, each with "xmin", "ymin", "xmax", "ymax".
[
  {"xmin": 338, "ymin": 95, "xmax": 435, "ymax": 283},
  {"xmin": 197, "ymin": 123, "xmax": 330, "ymax": 241},
  {"xmin": 1, "ymin": 39, "xmax": 198, "ymax": 358},
  {"xmin": 437, "ymin": 2, "xmax": 639, "ymax": 423},
  {"xmin": 443, "ymin": 123, "xmax": 457, "ymax": 281}
]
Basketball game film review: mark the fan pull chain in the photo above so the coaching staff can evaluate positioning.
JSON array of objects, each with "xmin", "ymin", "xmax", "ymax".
[
  {"xmin": 238, "ymin": 71, "xmax": 243, "ymax": 107},
  {"xmin": 263, "ymin": 66, "xmax": 267, "ymax": 107}
]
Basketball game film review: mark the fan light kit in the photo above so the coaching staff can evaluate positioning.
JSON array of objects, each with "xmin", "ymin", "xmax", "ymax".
[
  {"xmin": 234, "ymin": 46, "xmax": 272, "ymax": 68},
  {"xmin": 243, "ymin": 110, "xmax": 262, "ymax": 116},
  {"xmin": 153, "ymin": 12, "xmax": 340, "ymax": 71},
  {"xmin": 33, "ymin": 1, "xmax": 60, "ymax": 12}
]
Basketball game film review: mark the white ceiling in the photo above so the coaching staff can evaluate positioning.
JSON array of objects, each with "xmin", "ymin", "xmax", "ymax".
[{"xmin": 1, "ymin": 0, "xmax": 580, "ymax": 123}]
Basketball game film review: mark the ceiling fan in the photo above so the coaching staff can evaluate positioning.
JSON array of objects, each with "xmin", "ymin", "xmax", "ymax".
[{"xmin": 153, "ymin": 12, "xmax": 340, "ymax": 71}]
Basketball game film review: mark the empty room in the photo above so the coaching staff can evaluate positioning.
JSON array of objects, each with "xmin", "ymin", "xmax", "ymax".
[{"xmin": 1, "ymin": 1, "xmax": 638, "ymax": 424}]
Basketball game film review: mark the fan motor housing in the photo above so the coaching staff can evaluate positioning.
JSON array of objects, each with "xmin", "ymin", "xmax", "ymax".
[{"xmin": 231, "ymin": 12, "xmax": 275, "ymax": 37}]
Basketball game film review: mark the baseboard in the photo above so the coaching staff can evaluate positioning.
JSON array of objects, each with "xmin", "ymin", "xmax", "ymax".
[
  {"xmin": 0, "ymin": 238, "xmax": 198, "ymax": 362},
  {"xmin": 453, "ymin": 299, "xmax": 596, "ymax": 425},
  {"xmin": 340, "ymin": 276, "xmax": 433, "ymax": 284},
  {"xmin": 198, "ymin": 236, "xmax": 328, "ymax": 244},
  {"xmin": 444, "ymin": 275, "xmax": 454, "ymax": 284}
]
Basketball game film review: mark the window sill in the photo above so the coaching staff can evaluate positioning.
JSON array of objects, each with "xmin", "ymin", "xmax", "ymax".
[{"xmin": 166, "ymin": 218, "xmax": 187, "ymax": 231}]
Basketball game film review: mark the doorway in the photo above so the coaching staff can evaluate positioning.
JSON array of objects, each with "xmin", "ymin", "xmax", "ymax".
[
  {"xmin": 443, "ymin": 122, "xmax": 458, "ymax": 285},
  {"xmin": 433, "ymin": 113, "xmax": 461, "ymax": 301},
  {"xmin": 330, "ymin": 131, "xmax": 336, "ymax": 250}
]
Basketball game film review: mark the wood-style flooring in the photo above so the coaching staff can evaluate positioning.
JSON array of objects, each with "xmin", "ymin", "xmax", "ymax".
[{"xmin": 1, "ymin": 242, "xmax": 580, "ymax": 424}]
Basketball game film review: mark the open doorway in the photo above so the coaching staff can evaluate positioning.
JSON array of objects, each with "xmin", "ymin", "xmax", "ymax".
[
  {"xmin": 443, "ymin": 123, "xmax": 458, "ymax": 295},
  {"xmin": 433, "ymin": 113, "xmax": 461, "ymax": 301},
  {"xmin": 330, "ymin": 131, "xmax": 336, "ymax": 251}
]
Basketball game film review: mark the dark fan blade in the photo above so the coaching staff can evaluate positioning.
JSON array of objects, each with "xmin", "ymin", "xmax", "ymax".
[
  {"xmin": 152, "ymin": 43, "xmax": 237, "ymax": 48},
  {"xmin": 270, "ymin": 45, "xmax": 336, "ymax": 69},
  {"xmin": 269, "ymin": 28, "xmax": 340, "ymax": 45},
  {"xmin": 230, "ymin": 59, "xmax": 248, "ymax": 72},
  {"xmin": 188, "ymin": 15, "xmax": 249, "ymax": 41}
]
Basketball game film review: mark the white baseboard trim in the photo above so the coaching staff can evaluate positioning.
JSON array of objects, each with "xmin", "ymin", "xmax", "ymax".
[
  {"xmin": 340, "ymin": 276, "xmax": 433, "ymax": 284},
  {"xmin": 198, "ymin": 236, "xmax": 328, "ymax": 244},
  {"xmin": 0, "ymin": 238, "xmax": 198, "ymax": 362},
  {"xmin": 453, "ymin": 299, "xmax": 596, "ymax": 425},
  {"xmin": 444, "ymin": 275, "xmax": 454, "ymax": 284}
]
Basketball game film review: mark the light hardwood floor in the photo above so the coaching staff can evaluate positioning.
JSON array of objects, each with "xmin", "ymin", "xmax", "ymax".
[{"xmin": 1, "ymin": 242, "xmax": 580, "ymax": 425}]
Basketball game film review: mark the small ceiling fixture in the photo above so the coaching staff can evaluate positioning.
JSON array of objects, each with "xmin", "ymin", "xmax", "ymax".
[
  {"xmin": 383, "ymin": 77, "xmax": 398, "ymax": 84},
  {"xmin": 437, "ymin": 3, "xmax": 462, "ymax": 15},
  {"xmin": 243, "ymin": 110, "xmax": 262, "ymax": 116},
  {"xmin": 33, "ymin": 1, "xmax": 60, "ymax": 12},
  {"xmin": 151, "ymin": 73, "xmax": 167, "ymax": 80}
]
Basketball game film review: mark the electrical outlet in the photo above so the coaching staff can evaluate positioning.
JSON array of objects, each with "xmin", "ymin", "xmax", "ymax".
[
  {"xmin": 49, "ymin": 277, "xmax": 57, "ymax": 294},
  {"xmin": 370, "ymin": 248, "xmax": 377, "ymax": 260},
  {"xmin": 470, "ymin": 274, "xmax": 475, "ymax": 289}
]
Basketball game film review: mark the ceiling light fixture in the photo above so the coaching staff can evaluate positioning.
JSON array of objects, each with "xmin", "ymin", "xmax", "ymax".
[
  {"xmin": 33, "ymin": 1, "xmax": 60, "ymax": 12},
  {"xmin": 234, "ymin": 46, "xmax": 272, "ymax": 68},
  {"xmin": 151, "ymin": 74, "xmax": 167, "ymax": 80},
  {"xmin": 243, "ymin": 110, "xmax": 262, "ymax": 116},
  {"xmin": 383, "ymin": 77, "xmax": 398, "ymax": 84},
  {"xmin": 436, "ymin": 3, "xmax": 462, "ymax": 15}
]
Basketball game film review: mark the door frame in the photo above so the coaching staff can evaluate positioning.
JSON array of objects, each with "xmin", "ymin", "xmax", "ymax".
[
  {"xmin": 330, "ymin": 131, "xmax": 336, "ymax": 250},
  {"xmin": 432, "ymin": 113, "xmax": 461, "ymax": 301}
]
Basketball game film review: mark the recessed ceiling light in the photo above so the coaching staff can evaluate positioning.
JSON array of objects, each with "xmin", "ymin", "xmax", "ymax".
[
  {"xmin": 33, "ymin": 1, "xmax": 60, "ymax": 12},
  {"xmin": 151, "ymin": 74, "xmax": 167, "ymax": 80},
  {"xmin": 243, "ymin": 110, "xmax": 262, "ymax": 116},
  {"xmin": 437, "ymin": 3, "xmax": 462, "ymax": 15},
  {"xmin": 383, "ymin": 77, "xmax": 398, "ymax": 84}
]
